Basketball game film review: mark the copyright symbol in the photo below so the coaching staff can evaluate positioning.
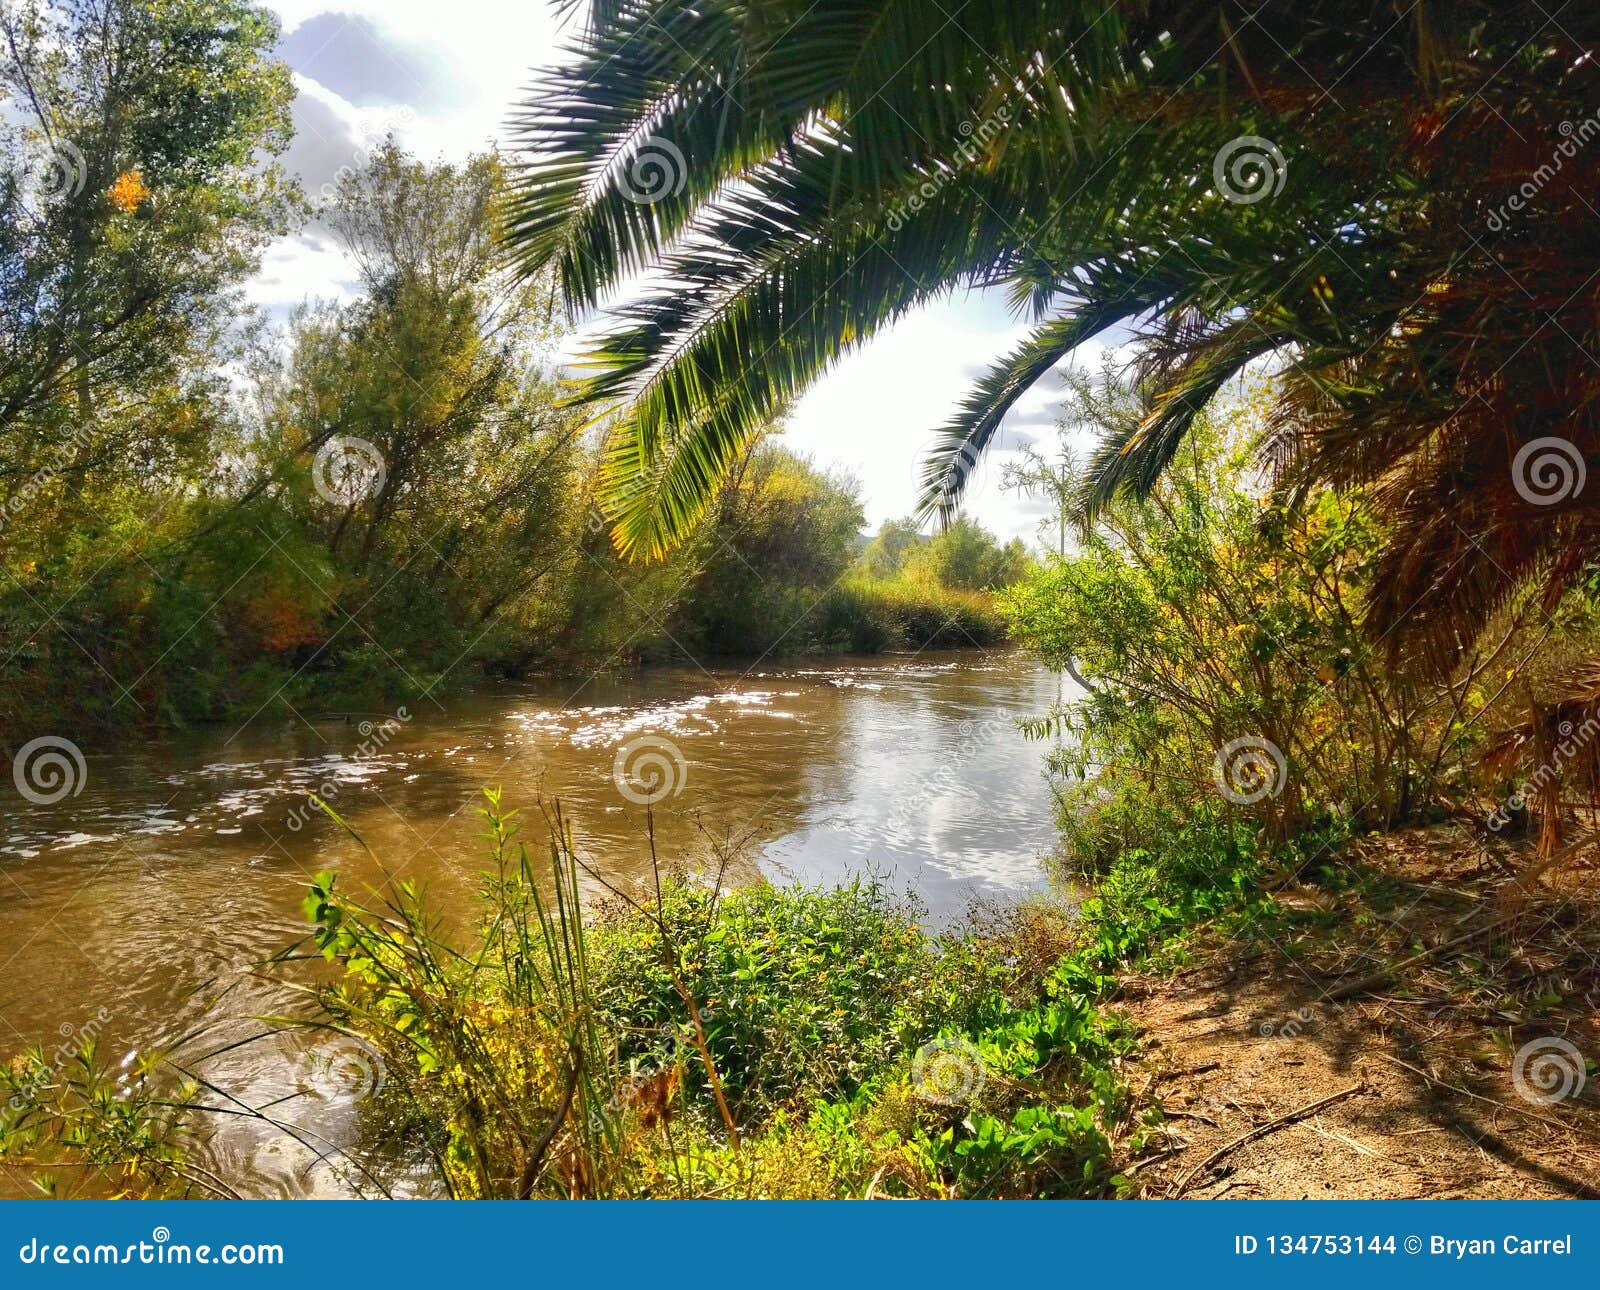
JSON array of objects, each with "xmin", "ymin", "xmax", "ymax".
[{"xmin": 1404, "ymin": 1236, "xmax": 1422, "ymax": 1255}]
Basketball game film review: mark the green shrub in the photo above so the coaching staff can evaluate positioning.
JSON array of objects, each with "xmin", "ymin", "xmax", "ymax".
[
  {"xmin": 589, "ymin": 878, "xmax": 993, "ymax": 1120},
  {"xmin": 1001, "ymin": 376, "xmax": 1481, "ymax": 867}
]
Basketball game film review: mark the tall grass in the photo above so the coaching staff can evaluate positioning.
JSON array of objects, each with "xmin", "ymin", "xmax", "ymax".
[
  {"xmin": 820, "ymin": 574, "xmax": 1009, "ymax": 652},
  {"xmin": 298, "ymin": 790, "xmax": 636, "ymax": 1197}
]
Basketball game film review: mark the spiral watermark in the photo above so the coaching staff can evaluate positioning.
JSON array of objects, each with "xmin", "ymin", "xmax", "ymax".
[
  {"xmin": 311, "ymin": 435, "xmax": 386, "ymax": 505},
  {"xmin": 611, "ymin": 734, "xmax": 688, "ymax": 805},
  {"xmin": 1213, "ymin": 135, "xmax": 1287, "ymax": 205},
  {"xmin": 1212, "ymin": 735, "xmax": 1287, "ymax": 805},
  {"xmin": 26, "ymin": 139, "xmax": 87, "ymax": 200},
  {"xmin": 11, "ymin": 735, "xmax": 88, "ymax": 805},
  {"xmin": 606, "ymin": 1007, "xmax": 717, "ymax": 1118},
  {"xmin": 1257, "ymin": 1007, "xmax": 1314, "ymax": 1040},
  {"xmin": 1511, "ymin": 1035, "xmax": 1587, "ymax": 1106},
  {"xmin": 1511, "ymin": 437, "xmax": 1585, "ymax": 507},
  {"xmin": 619, "ymin": 136, "xmax": 687, "ymax": 205},
  {"xmin": 308, "ymin": 1037, "xmax": 386, "ymax": 1103},
  {"xmin": 910, "ymin": 1036, "xmax": 986, "ymax": 1106}
]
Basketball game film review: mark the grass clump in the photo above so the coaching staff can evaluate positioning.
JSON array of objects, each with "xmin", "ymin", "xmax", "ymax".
[{"xmin": 304, "ymin": 797, "xmax": 1271, "ymax": 1198}]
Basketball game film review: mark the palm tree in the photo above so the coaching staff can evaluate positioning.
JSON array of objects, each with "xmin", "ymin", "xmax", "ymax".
[{"xmin": 505, "ymin": 1, "xmax": 1600, "ymax": 669}]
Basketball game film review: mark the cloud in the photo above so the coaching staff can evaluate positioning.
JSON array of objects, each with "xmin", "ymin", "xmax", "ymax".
[
  {"xmin": 245, "ymin": 233, "xmax": 361, "ymax": 314},
  {"xmin": 278, "ymin": 74, "xmax": 417, "ymax": 201},
  {"xmin": 277, "ymin": 12, "xmax": 461, "ymax": 110},
  {"xmin": 1002, "ymin": 407, "xmax": 1060, "ymax": 430}
]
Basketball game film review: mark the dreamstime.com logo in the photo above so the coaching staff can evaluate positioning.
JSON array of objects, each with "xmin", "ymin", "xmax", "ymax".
[
  {"xmin": 611, "ymin": 734, "xmax": 688, "ymax": 805},
  {"xmin": 311, "ymin": 435, "xmax": 386, "ymax": 505},
  {"xmin": 284, "ymin": 707, "xmax": 412, "ymax": 833},
  {"xmin": 921, "ymin": 440, "xmax": 986, "ymax": 520},
  {"xmin": 318, "ymin": 107, "xmax": 417, "ymax": 203},
  {"xmin": 1213, "ymin": 135, "xmax": 1287, "ymax": 205},
  {"xmin": 1485, "ymin": 111, "xmax": 1600, "ymax": 231},
  {"xmin": 1211, "ymin": 736, "xmax": 1287, "ymax": 805},
  {"xmin": 11, "ymin": 735, "xmax": 87, "ymax": 805},
  {"xmin": 911, "ymin": 1036, "xmax": 986, "ymax": 1107},
  {"xmin": 1511, "ymin": 1036, "xmax": 1588, "ymax": 1106},
  {"xmin": 1511, "ymin": 436, "xmax": 1586, "ymax": 507},
  {"xmin": 1195, "ymin": 1006, "xmax": 1318, "ymax": 1121},
  {"xmin": 884, "ymin": 102, "xmax": 1015, "ymax": 232},
  {"xmin": 17, "ymin": 1228, "xmax": 283, "ymax": 1267},
  {"xmin": 887, "ymin": 712, "xmax": 1014, "ymax": 831},
  {"xmin": 2, "ymin": 421, "xmax": 97, "ymax": 535},
  {"xmin": 4, "ymin": 1007, "xmax": 114, "ymax": 1128},
  {"xmin": 1487, "ymin": 708, "xmax": 1600, "ymax": 832}
]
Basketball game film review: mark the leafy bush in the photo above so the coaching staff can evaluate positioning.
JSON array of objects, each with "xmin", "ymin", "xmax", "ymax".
[
  {"xmin": 1001, "ymin": 376, "xmax": 1489, "ymax": 866},
  {"xmin": 588, "ymin": 878, "xmax": 992, "ymax": 1120}
]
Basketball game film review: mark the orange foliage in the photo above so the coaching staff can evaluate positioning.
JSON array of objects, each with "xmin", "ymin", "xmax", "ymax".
[
  {"xmin": 243, "ymin": 580, "xmax": 324, "ymax": 653},
  {"xmin": 108, "ymin": 170, "xmax": 150, "ymax": 212}
]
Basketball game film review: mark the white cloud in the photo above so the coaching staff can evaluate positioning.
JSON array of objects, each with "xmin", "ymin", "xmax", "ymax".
[
  {"xmin": 782, "ymin": 293, "xmax": 1095, "ymax": 546},
  {"xmin": 245, "ymin": 232, "xmax": 361, "ymax": 311}
]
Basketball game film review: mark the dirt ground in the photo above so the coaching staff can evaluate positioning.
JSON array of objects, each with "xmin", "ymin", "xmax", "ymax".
[{"xmin": 1115, "ymin": 824, "xmax": 1600, "ymax": 1198}]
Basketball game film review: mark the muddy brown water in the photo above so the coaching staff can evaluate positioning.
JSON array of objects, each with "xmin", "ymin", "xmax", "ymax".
[{"xmin": 0, "ymin": 649, "xmax": 1064, "ymax": 1195}]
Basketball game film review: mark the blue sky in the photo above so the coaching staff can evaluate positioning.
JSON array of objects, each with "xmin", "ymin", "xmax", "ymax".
[{"xmin": 258, "ymin": 2, "xmax": 1094, "ymax": 546}]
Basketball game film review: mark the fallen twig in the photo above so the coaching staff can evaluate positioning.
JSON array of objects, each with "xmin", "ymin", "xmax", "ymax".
[
  {"xmin": 1169, "ymin": 1083, "xmax": 1365, "ymax": 1197},
  {"xmin": 1323, "ymin": 912, "xmax": 1522, "ymax": 1003},
  {"xmin": 1126, "ymin": 1143, "xmax": 1188, "ymax": 1175}
]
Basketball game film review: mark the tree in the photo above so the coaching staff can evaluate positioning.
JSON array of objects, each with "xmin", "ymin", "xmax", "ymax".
[
  {"xmin": 671, "ymin": 444, "xmax": 866, "ymax": 655},
  {"xmin": 248, "ymin": 145, "xmax": 592, "ymax": 650},
  {"xmin": 857, "ymin": 518, "xmax": 922, "ymax": 581},
  {"xmin": 506, "ymin": 1, "xmax": 1600, "ymax": 672},
  {"xmin": 0, "ymin": 0, "xmax": 295, "ymax": 483},
  {"xmin": 900, "ymin": 517, "xmax": 1029, "ymax": 592},
  {"xmin": 1000, "ymin": 385, "xmax": 1489, "ymax": 858}
]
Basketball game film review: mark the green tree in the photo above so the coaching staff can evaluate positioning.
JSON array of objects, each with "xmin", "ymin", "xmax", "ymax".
[
  {"xmin": 671, "ymin": 444, "xmax": 866, "ymax": 656},
  {"xmin": 999, "ymin": 374, "xmax": 1509, "ymax": 861},
  {"xmin": 901, "ymin": 517, "xmax": 1028, "ymax": 592},
  {"xmin": 0, "ymin": 0, "xmax": 294, "ymax": 476},
  {"xmin": 857, "ymin": 517, "xmax": 921, "ymax": 580},
  {"xmin": 243, "ymin": 145, "xmax": 605, "ymax": 676}
]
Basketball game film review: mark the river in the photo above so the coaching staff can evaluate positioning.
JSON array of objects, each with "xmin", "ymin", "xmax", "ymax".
[{"xmin": 0, "ymin": 649, "xmax": 1063, "ymax": 1195}]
